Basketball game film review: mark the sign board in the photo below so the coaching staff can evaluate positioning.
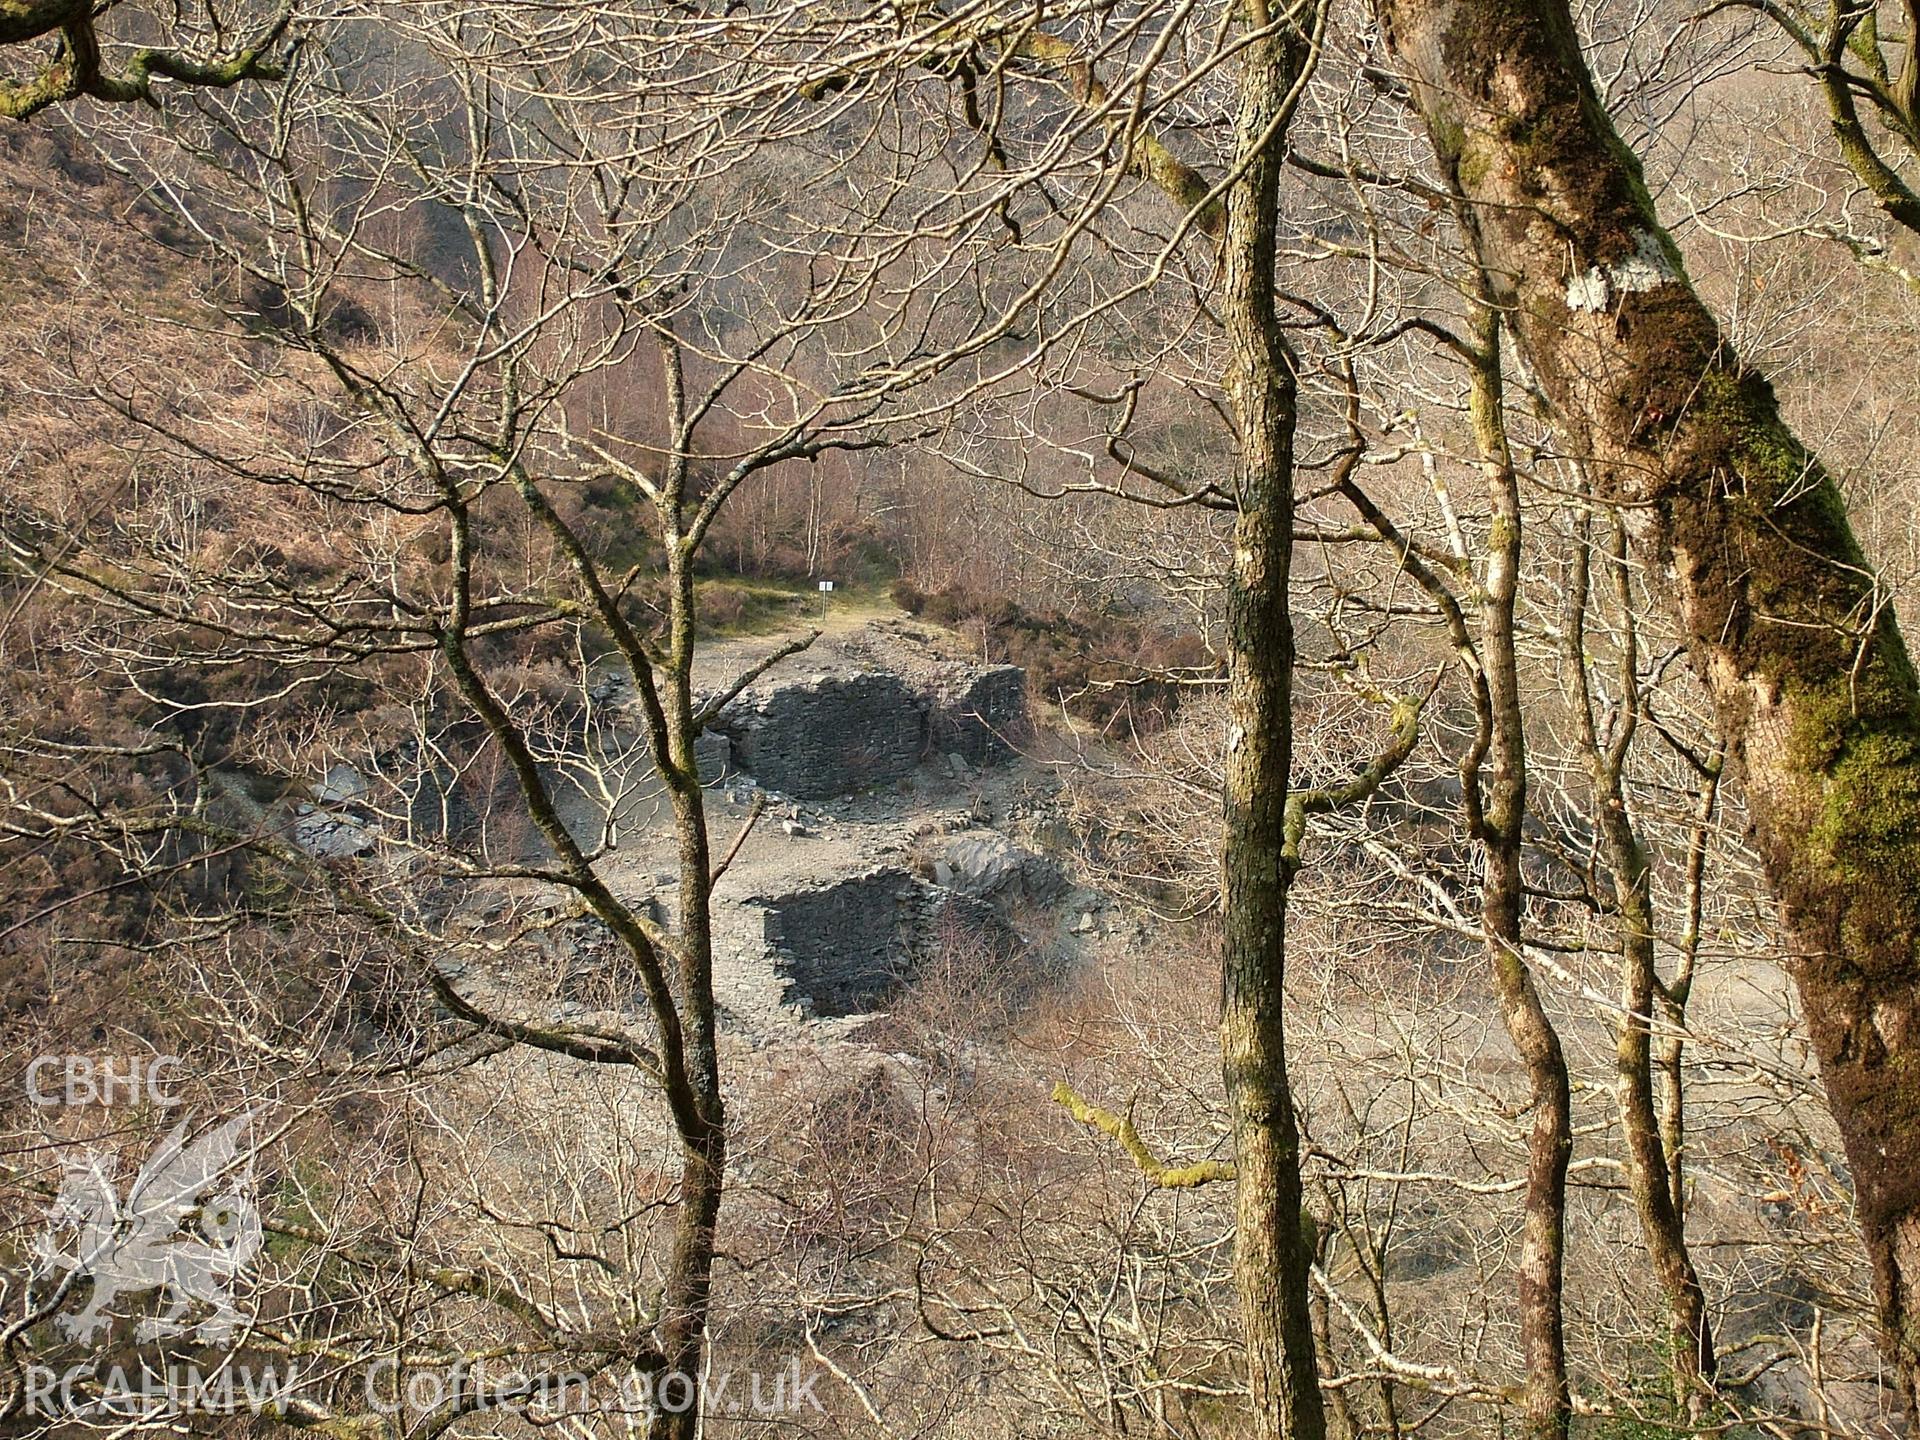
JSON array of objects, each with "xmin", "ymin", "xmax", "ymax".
[{"xmin": 818, "ymin": 580, "xmax": 834, "ymax": 592}]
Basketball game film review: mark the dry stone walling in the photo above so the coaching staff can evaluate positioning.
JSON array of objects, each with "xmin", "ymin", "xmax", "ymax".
[{"xmin": 707, "ymin": 662, "xmax": 1025, "ymax": 799}]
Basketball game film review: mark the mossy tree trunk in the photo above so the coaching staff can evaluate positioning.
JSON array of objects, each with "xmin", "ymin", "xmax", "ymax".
[
  {"xmin": 0, "ymin": 0, "xmax": 80, "ymax": 45},
  {"xmin": 0, "ymin": 0, "xmax": 287, "ymax": 118},
  {"xmin": 1218, "ymin": 2, "xmax": 1329, "ymax": 1434},
  {"xmin": 1380, "ymin": 0, "xmax": 1920, "ymax": 1405}
]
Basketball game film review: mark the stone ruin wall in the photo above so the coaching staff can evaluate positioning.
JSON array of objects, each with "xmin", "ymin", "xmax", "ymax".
[
  {"xmin": 711, "ymin": 663, "xmax": 1026, "ymax": 799},
  {"xmin": 745, "ymin": 866, "xmax": 1018, "ymax": 1019},
  {"xmin": 712, "ymin": 673, "xmax": 926, "ymax": 799}
]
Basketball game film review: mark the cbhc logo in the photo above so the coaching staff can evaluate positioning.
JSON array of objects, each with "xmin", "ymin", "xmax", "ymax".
[{"xmin": 26, "ymin": 1056, "xmax": 182, "ymax": 1108}]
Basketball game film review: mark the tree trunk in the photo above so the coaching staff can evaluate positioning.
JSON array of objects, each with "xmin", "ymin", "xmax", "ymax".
[
  {"xmin": 1610, "ymin": 838, "xmax": 1717, "ymax": 1408},
  {"xmin": 1566, "ymin": 512, "xmax": 1717, "ymax": 1408},
  {"xmin": 1218, "ymin": 6, "xmax": 1327, "ymax": 1436},
  {"xmin": 1380, "ymin": 0, "xmax": 1920, "ymax": 1404},
  {"xmin": 1465, "ymin": 308, "xmax": 1573, "ymax": 1440},
  {"xmin": 653, "ymin": 1127, "xmax": 724, "ymax": 1439},
  {"xmin": 649, "ymin": 430, "xmax": 729, "ymax": 1440}
]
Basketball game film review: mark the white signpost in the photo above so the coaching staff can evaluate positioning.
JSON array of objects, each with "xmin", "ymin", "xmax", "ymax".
[{"xmin": 817, "ymin": 579, "xmax": 834, "ymax": 617}]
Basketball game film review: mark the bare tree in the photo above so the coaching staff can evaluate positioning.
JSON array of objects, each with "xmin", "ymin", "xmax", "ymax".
[
  {"xmin": 1215, "ymin": 3, "xmax": 1337, "ymax": 1434},
  {"xmin": 1565, "ymin": 503, "xmax": 1719, "ymax": 1411},
  {"xmin": 0, "ymin": 5, "xmax": 1049, "ymax": 1433},
  {"xmin": 1717, "ymin": 0, "xmax": 1920, "ymax": 262}
]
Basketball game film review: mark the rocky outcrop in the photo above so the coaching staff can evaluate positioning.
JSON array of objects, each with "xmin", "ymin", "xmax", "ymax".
[
  {"xmin": 274, "ymin": 646, "xmax": 1025, "ymax": 860},
  {"xmin": 273, "ymin": 728, "xmax": 732, "ymax": 862},
  {"xmin": 928, "ymin": 829, "xmax": 1065, "ymax": 903}
]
